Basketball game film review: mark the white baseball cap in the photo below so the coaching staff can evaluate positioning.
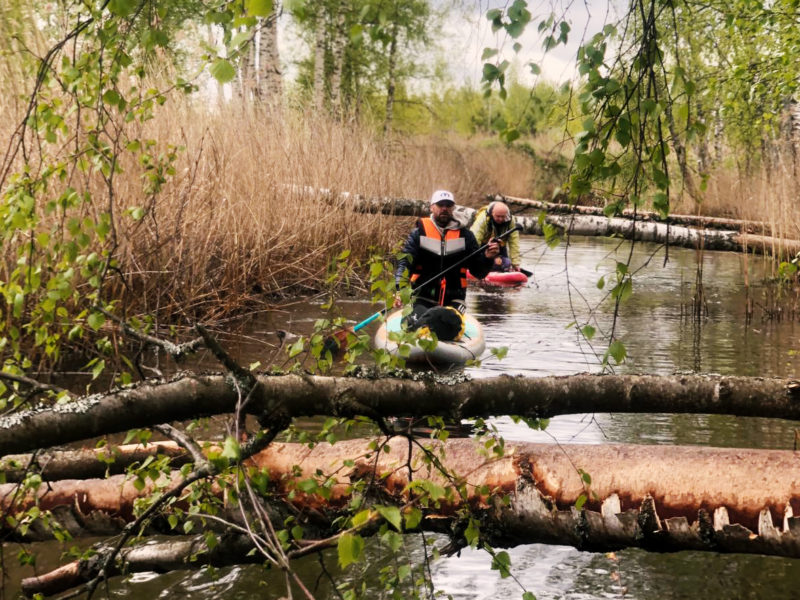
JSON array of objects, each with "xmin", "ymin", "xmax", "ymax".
[{"xmin": 430, "ymin": 189, "xmax": 455, "ymax": 205}]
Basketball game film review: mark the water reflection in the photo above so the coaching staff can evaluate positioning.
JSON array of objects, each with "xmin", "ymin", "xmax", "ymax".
[{"xmin": 11, "ymin": 235, "xmax": 800, "ymax": 599}]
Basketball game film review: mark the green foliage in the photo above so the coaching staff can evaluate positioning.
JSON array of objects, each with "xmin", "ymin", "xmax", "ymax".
[{"xmin": 290, "ymin": 0, "xmax": 433, "ymax": 121}]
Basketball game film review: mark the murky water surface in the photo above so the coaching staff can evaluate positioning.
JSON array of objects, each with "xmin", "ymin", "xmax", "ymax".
[{"xmin": 9, "ymin": 236, "xmax": 800, "ymax": 599}]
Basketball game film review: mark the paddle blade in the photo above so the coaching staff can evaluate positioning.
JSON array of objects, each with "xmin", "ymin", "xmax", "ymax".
[
  {"xmin": 322, "ymin": 328, "xmax": 349, "ymax": 356},
  {"xmin": 322, "ymin": 326, "xmax": 362, "ymax": 357},
  {"xmin": 519, "ymin": 267, "xmax": 533, "ymax": 278}
]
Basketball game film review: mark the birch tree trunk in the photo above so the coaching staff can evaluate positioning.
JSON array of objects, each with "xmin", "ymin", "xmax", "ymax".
[
  {"xmin": 329, "ymin": 1, "xmax": 346, "ymax": 120},
  {"xmin": 665, "ymin": 101, "xmax": 699, "ymax": 200},
  {"xmin": 255, "ymin": 12, "xmax": 282, "ymax": 104},
  {"xmin": 238, "ymin": 25, "xmax": 256, "ymax": 102},
  {"xmin": 313, "ymin": 9, "xmax": 327, "ymax": 111},
  {"xmin": 3, "ymin": 372, "xmax": 800, "ymax": 456},
  {"xmin": 383, "ymin": 19, "xmax": 398, "ymax": 136}
]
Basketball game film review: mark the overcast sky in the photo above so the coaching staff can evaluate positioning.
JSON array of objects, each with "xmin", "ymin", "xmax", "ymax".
[
  {"xmin": 438, "ymin": 1, "xmax": 619, "ymax": 86},
  {"xmin": 278, "ymin": 1, "xmax": 621, "ymax": 90}
]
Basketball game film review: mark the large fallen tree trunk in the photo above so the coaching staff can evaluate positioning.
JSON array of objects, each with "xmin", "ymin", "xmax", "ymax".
[
  {"xmin": 492, "ymin": 194, "xmax": 773, "ymax": 234},
  {"xmin": 12, "ymin": 438, "xmax": 800, "ymax": 597},
  {"xmin": 514, "ymin": 212, "xmax": 800, "ymax": 257},
  {"xmin": 3, "ymin": 372, "xmax": 800, "ymax": 456},
  {"xmin": 324, "ymin": 187, "xmax": 800, "ymax": 257}
]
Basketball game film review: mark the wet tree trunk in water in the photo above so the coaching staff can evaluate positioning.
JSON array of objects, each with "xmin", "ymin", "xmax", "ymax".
[
  {"xmin": 338, "ymin": 189, "xmax": 800, "ymax": 257},
  {"xmin": 13, "ymin": 439, "xmax": 800, "ymax": 597},
  {"xmin": 4, "ymin": 373, "xmax": 800, "ymax": 456}
]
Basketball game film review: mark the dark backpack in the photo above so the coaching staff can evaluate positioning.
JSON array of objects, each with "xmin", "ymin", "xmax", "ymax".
[{"xmin": 411, "ymin": 306, "xmax": 465, "ymax": 341}]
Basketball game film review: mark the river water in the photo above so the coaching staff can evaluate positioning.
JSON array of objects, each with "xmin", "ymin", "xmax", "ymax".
[{"xmin": 8, "ymin": 235, "xmax": 800, "ymax": 599}]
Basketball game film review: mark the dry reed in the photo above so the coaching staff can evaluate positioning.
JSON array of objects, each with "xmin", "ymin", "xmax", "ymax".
[
  {"xmin": 5, "ymin": 68, "xmax": 800, "ymax": 324},
  {"xmin": 0, "ymin": 90, "xmax": 549, "ymax": 323}
]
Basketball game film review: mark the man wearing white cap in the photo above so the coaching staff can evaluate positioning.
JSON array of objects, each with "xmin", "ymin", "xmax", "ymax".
[{"xmin": 394, "ymin": 190, "xmax": 499, "ymax": 324}]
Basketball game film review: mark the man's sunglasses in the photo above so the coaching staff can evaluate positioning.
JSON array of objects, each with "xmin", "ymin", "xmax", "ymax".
[{"xmin": 434, "ymin": 201, "xmax": 455, "ymax": 208}]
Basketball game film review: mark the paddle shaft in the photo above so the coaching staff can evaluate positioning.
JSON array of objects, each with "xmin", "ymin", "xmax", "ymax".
[{"xmin": 352, "ymin": 308, "xmax": 388, "ymax": 332}]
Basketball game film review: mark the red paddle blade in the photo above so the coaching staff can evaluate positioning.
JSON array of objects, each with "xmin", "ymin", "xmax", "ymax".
[{"xmin": 322, "ymin": 327, "xmax": 355, "ymax": 356}]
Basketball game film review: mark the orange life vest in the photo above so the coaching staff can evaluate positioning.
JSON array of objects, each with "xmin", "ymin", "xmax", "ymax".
[{"xmin": 410, "ymin": 218, "xmax": 469, "ymax": 305}]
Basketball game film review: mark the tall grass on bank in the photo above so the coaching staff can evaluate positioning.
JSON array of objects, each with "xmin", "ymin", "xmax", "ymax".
[
  {"xmin": 1, "ymin": 94, "xmax": 547, "ymax": 325},
  {"xmin": 118, "ymin": 101, "xmax": 556, "ymax": 320}
]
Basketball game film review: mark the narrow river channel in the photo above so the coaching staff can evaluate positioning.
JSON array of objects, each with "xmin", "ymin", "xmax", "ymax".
[{"xmin": 9, "ymin": 234, "xmax": 800, "ymax": 599}]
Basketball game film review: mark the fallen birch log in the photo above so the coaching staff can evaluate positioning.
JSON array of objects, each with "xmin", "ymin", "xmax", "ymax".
[
  {"xmin": 13, "ymin": 438, "xmax": 800, "ymax": 597},
  {"xmin": 492, "ymin": 194, "xmax": 771, "ymax": 234},
  {"xmin": 318, "ymin": 186, "xmax": 800, "ymax": 257},
  {"xmin": 3, "ymin": 373, "xmax": 800, "ymax": 456}
]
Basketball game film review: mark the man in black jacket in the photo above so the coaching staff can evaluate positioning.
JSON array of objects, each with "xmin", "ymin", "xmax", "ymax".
[{"xmin": 393, "ymin": 190, "xmax": 499, "ymax": 334}]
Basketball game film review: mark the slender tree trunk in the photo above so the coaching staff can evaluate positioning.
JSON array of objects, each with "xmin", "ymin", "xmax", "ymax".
[
  {"xmin": 238, "ymin": 26, "xmax": 256, "ymax": 102},
  {"xmin": 695, "ymin": 106, "xmax": 710, "ymax": 175},
  {"xmin": 329, "ymin": 1, "xmax": 346, "ymax": 119},
  {"xmin": 207, "ymin": 24, "xmax": 225, "ymax": 104},
  {"xmin": 664, "ymin": 101, "xmax": 698, "ymax": 199},
  {"xmin": 313, "ymin": 9, "xmax": 327, "ymax": 111},
  {"xmin": 713, "ymin": 108, "xmax": 724, "ymax": 165},
  {"xmin": 383, "ymin": 19, "xmax": 398, "ymax": 136},
  {"xmin": 255, "ymin": 11, "xmax": 282, "ymax": 104}
]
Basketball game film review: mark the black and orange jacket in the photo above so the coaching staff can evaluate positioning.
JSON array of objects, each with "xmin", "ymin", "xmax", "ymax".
[{"xmin": 395, "ymin": 217, "xmax": 493, "ymax": 306}]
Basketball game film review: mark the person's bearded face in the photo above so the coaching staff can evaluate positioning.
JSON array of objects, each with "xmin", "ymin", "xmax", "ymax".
[{"xmin": 431, "ymin": 201, "xmax": 455, "ymax": 227}]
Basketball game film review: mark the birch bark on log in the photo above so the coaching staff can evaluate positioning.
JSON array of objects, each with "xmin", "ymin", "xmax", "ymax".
[
  {"xmin": 310, "ymin": 187, "xmax": 800, "ymax": 257},
  {"xmin": 492, "ymin": 194, "xmax": 773, "ymax": 235}
]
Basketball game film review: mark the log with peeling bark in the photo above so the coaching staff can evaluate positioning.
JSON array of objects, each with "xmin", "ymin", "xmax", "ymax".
[
  {"xmin": 492, "ymin": 194, "xmax": 772, "ymax": 234},
  {"xmin": 13, "ymin": 438, "xmax": 800, "ymax": 597},
  {"xmin": 314, "ymin": 186, "xmax": 800, "ymax": 257},
  {"xmin": 3, "ymin": 372, "xmax": 800, "ymax": 456}
]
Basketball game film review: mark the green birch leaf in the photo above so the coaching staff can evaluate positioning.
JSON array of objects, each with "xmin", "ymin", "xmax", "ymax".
[
  {"xmin": 221, "ymin": 436, "xmax": 241, "ymax": 460},
  {"xmin": 337, "ymin": 533, "xmax": 364, "ymax": 568},
  {"xmin": 210, "ymin": 59, "xmax": 236, "ymax": 84},
  {"xmin": 608, "ymin": 340, "xmax": 627, "ymax": 364},
  {"xmin": 404, "ymin": 507, "xmax": 422, "ymax": 529},
  {"xmin": 376, "ymin": 505, "xmax": 402, "ymax": 531},
  {"xmin": 87, "ymin": 312, "xmax": 105, "ymax": 331},
  {"xmin": 491, "ymin": 550, "xmax": 512, "ymax": 578},
  {"xmin": 109, "ymin": 0, "xmax": 135, "ymax": 17},
  {"xmin": 246, "ymin": 0, "xmax": 273, "ymax": 17}
]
